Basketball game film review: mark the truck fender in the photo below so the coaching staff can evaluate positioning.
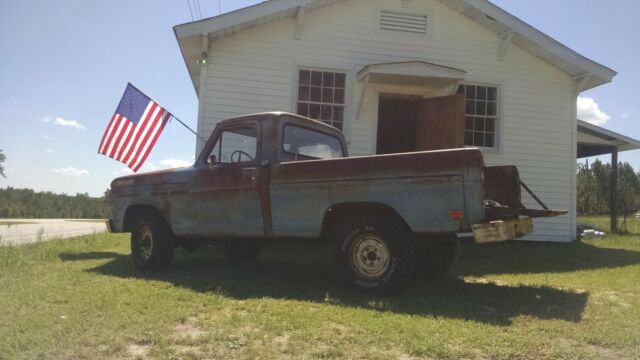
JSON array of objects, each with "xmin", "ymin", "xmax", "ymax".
[{"xmin": 320, "ymin": 202, "xmax": 412, "ymax": 241}]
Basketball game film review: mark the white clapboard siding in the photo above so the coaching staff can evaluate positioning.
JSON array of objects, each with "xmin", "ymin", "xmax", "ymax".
[{"xmin": 200, "ymin": 0, "xmax": 577, "ymax": 242}]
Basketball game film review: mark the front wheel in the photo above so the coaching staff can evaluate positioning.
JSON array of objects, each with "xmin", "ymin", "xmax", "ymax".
[
  {"xmin": 335, "ymin": 218, "xmax": 415, "ymax": 294},
  {"xmin": 131, "ymin": 212, "xmax": 175, "ymax": 270}
]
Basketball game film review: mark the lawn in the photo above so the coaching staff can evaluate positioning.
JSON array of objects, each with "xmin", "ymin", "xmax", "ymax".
[{"xmin": 0, "ymin": 216, "xmax": 639, "ymax": 359}]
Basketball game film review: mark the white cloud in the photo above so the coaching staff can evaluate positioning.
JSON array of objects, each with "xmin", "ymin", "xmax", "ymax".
[
  {"xmin": 52, "ymin": 167, "xmax": 90, "ymax": 178},
  {"xmin": 44, "ymin": 116, "xmax": 86, "ymax": 130},
  {"xmin": 159, "ymin": 159, "xmax": 191, "ymax": 168},
  {"xmin": 620, "ymin": 110, "xmax": 632, "ymax": 119},
  {"xmin": 113, "ymin": 168, "xmax": 133, "ymax": 176},
  {"xmin": 46, "ymin": 148, "xmax": 55, "ymax": 154},
  {"xmin": 42, "ymin": 134, "xmax": 54, "ymax": 141},
  {"xmin": 54, "ymin": 117, "xmax": 86, "ymax": 130},
  {"xmin": 112, "ymin": 162, "xmax": 160, "ymax": 176},
  {"xmin": 577, "ymin": 96, "xmax": 610, "ymax": 126}
]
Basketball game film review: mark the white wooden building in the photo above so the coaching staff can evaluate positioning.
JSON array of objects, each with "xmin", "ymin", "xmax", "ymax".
[{"xmin": 174, "ymin": 0, "xmax": 619, "ymax": 242}]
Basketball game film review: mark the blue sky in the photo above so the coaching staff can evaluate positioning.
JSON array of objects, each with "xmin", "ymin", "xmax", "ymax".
[{"xmin": 1, "ymin": 0, "xmax": 638, "ymax": 197}]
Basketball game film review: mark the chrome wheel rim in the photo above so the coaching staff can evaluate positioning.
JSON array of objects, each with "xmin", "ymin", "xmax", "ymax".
[
  {"xmin": 350, "ymin": 234, "xmax": 390, "ymax": 280},
  {"xmin": 138, "ymin": 225, "xmax": 154, "ymax": 261}
]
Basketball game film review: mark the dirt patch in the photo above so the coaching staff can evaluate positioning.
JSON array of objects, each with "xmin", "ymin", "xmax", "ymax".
[
  {"xmin": 173, "ymin": 317, "xmax": 206, "ymax": 340},
  {"xmin": 127, "ymin": 343, "xmax": 151, "ymax": 359}
]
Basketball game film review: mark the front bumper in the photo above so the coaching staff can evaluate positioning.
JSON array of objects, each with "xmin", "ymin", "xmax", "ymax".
[{"xmin": 472, "ymin": 218, "xmax": 533, "ymax": 243}]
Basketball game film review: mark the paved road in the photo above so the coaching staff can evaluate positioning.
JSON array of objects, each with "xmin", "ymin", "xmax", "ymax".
[{"xmin": 0, "ymin": 219, "xmax": 108, "ymax": 245}]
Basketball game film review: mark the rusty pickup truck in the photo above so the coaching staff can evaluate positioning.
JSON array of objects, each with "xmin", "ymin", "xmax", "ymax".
[{"xmin": 108, "ymin": 112, "xmax": 563, "ymax": 293}]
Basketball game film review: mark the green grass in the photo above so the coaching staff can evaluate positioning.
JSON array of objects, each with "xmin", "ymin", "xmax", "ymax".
[{"xmin": 0, "ymin": 216, "xmax": 639, "ymax": 359}]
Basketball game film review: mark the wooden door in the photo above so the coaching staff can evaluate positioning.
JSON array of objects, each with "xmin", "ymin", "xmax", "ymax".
[{"xmin": 415, "ymin": 93, "xmax": 465, "ymax": 151}]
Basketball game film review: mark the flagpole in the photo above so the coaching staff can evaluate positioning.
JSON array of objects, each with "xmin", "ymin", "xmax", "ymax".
[{"xmin": 169, "ymin": 115, "xmax": 207, "ymax": 143}]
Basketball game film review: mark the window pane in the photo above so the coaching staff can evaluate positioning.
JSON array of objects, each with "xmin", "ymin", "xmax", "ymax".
[
  {"xmin": 464, "ymin": 131, "xmax": 473, "ymax": 146},
  {"xmin": 297, "ymin": 102, "xmax": 309, "ymax": 117},
  {"xmin": 309, "ymin": 104, "xmax": 320, "ymax": 119},
  {"xmin": 299, "ymin": 70, "xmax": 311, "ymax": 86},
  {"xmin": 298, "ymin": 86, "xmax": 310, "ymax": 101},
  {"xmin": 487, "ymin": 87, "xmax": 497, "ymax": 101},
  {"xmin": 465, "ymin": 116, "xmax": 473, "ymax": 130},
  {"xmin": 283, "ymin": 124, "xmax": 344, "ymax": 159},
  {"xmin": 216, "ymin": 126, "xmax": 258, "ymax": 164},
  {"xmin": 476, "ymin": 101, "xmax": 486, "ymax": 116},
  {"xmin": 487, "ymin": 101, "xmax": 496, "ymax": 116},
  {"xmin": 484, "ymin": 133, "xmax": 494, "ymax": 147},
  {"xmin": 465, "ymin": 100, "xmax": 475, "ymax": 115},
  {"xmin": 456, "ymin": 85, "xmax": 465, "ymax": 95},
  {"xmin": 311, "ymin": 71, "xmax": 322, "ymax": 86},
  {"xmin": 335, "ymin": 73, "xmax": 346, "ymax": 88},
  {"xmin": 485, "ymin": 118, "xmax": 495, "ymax": 132},
  {"xmin": 334, "ymin": 89, "xmax": 345, "ymax": 104},
  {"xmin": 477, "ymin": 86, "xmax": 486, "ymax": 101},
  {"xmin": 310, "ymin": 86, "xmax": 321, "ymax": 102},
  {"xmin": 474, "ymin": 117, "xmax": 484, "ymax": 132},
  {"xmin": 332, "ymin": 106, "xmax": 344, "ymax": 122},
  {"xmin": 323, "ymin": 72, "xmax": 334, "ymax": 87},
  {"xmin": 321, "ymin": 105, "xmax": 332, "ymax": 121},
  {"xmin": 474, "ymin": 132, "xmax": 484, "ymax": 146},
  {"xmin": 322, "ymin": 88, "xmax": 334, "ymax": 103},
  {"xmin": 465, "ymin": 85, "xmax": 475, "ymax": 99}
]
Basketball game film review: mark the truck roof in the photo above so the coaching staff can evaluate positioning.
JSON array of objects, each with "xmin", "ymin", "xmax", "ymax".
[{"xmin": 218, "ymin": 112, "xmax": 344, "ymax": 137}]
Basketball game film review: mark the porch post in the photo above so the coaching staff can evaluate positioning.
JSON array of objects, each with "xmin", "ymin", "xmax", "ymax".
[{"xmin": 610, "ymin": 146, "xmax": 619, "ymax": 233}]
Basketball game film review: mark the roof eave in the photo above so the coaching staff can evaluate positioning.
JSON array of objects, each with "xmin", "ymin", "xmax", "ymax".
[{"xmin": 459, "ymin": 0, "xmax": 616, "ymax": 85}]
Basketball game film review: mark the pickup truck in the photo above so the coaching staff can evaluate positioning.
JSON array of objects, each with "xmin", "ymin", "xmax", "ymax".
[{"xmin": 108, "ymin": 112, "xmax": 563, "ymax": 293}]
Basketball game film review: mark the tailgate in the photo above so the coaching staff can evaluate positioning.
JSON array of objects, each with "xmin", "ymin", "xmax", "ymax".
[
  {"xmin": 483, "ymin": 165, "xmax": 567, "ymax": 221},
  {"xmin": 473, "ymin": 166, "xmax": 567, "ymax": 243}
]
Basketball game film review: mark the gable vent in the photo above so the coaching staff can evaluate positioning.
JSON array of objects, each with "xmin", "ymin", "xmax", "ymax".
[{"xmin": 380, "ymin": 10, "xmax": 428, "ymax": 35}]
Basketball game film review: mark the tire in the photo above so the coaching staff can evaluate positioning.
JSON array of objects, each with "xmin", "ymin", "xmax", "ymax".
[
  {"xmin": 224, "ymin": 239, "xmax": 261, "ymax": 261},
  {"xmin": 131, "ymin": 211, "xmax": 175, "ymax": 270},
  {"xmin": 416, "ymin": 239, "xmax": 460, "ymax": 275},
  {"xmin": 335, "ymin": 218, "xmax": 415, "ymax": 294}
]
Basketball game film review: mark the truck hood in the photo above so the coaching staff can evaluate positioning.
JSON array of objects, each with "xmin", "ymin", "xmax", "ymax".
[{"xmin": 110, "ymin": 166, "xmax": 193, "ymax": 190}]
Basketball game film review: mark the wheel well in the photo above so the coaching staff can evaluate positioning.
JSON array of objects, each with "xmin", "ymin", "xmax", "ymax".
[
  {"xmin": 123, "ymin": 205, "xmax": 167, "ymax": 232},
  {"xmin": 320, "ymin": 202, "xmax": 411, "ymax": 241}
]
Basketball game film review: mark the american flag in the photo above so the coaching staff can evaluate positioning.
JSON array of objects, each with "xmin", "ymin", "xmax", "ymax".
[{"xmin": 98, "ymin": 84, "xmax": 170, "ymax": 172}]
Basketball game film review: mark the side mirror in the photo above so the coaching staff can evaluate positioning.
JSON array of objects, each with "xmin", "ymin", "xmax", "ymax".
[{"xmin": 208, "ymin": 154, "xmax": 217, "ymax": 164}]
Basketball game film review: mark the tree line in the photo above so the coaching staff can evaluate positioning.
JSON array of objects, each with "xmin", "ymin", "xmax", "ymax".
[
  {"xmin": 577, "ymin": 159, "xmax": 640, "ymax": 217},
  {"xmin": 0, "ymin": 187, "xmax": 110, "ymax": 219}
]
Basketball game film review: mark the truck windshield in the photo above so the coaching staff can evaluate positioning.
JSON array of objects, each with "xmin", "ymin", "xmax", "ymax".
[{"xmin": 283, "ymin": 125, "xmax": 344, "ymax": 160}]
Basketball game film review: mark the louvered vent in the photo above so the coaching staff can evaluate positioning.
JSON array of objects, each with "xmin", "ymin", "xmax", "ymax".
[{"xmin": 380, "ymin": 10, "xmax": 428, "ymax": 35}]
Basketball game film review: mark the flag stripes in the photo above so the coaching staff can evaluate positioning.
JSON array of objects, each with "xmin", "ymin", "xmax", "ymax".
[{"xmin": 98, "ymin": 85, "xmax": 170, "ymax": 172}]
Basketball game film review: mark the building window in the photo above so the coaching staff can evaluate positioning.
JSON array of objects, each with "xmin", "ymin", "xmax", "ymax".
[
  {"xmin": 457, "ymin": 84, "xmax": 499, "ymax": 148},
  {"xmin": 296, "ymin": 69, "xmax": 346, "ymax": 131}
]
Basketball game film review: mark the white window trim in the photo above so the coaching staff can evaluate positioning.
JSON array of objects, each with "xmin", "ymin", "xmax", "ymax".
[
  {"xmin": 291, "ymin": 64, "xmax": 353, "ymax": 142},
  {"xmin": 459, "ymin": 82, "xmax": 503, "ymax": 153}
]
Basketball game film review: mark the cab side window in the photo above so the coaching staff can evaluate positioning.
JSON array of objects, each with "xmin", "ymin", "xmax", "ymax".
[{"xmin": 208, "ymin": 125, "xmax": 257, "ymax": 164}]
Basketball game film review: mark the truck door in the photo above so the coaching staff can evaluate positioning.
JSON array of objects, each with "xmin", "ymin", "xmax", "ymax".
[
  {"xmin": 415, "ymin": 93, "xmax": 465, "ymax": 151},
  {"xmin": 189, "ymin": 123, "xmax": 264, "ymax": 237}
]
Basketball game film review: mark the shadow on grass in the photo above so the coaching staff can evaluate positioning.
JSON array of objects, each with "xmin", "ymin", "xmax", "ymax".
[
  {"xmin": 56, "ymin": 241, "xmax": 609, "ymax": 326},
  {"xmin": 456, "ymin": 241, "xmax": 640, "ymax": 277},
  {"xmin": 59, "ymin": 252, "xmax": 121, "ymax": 261}
]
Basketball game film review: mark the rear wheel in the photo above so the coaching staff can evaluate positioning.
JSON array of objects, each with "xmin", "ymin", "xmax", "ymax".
[
  {"xmin": 335, "ymin": 218, "xmax": 415, "ymax": 294},
  {"xmin": 131, "ymin": 211, "xmax": 175, "ymax": 270}
]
